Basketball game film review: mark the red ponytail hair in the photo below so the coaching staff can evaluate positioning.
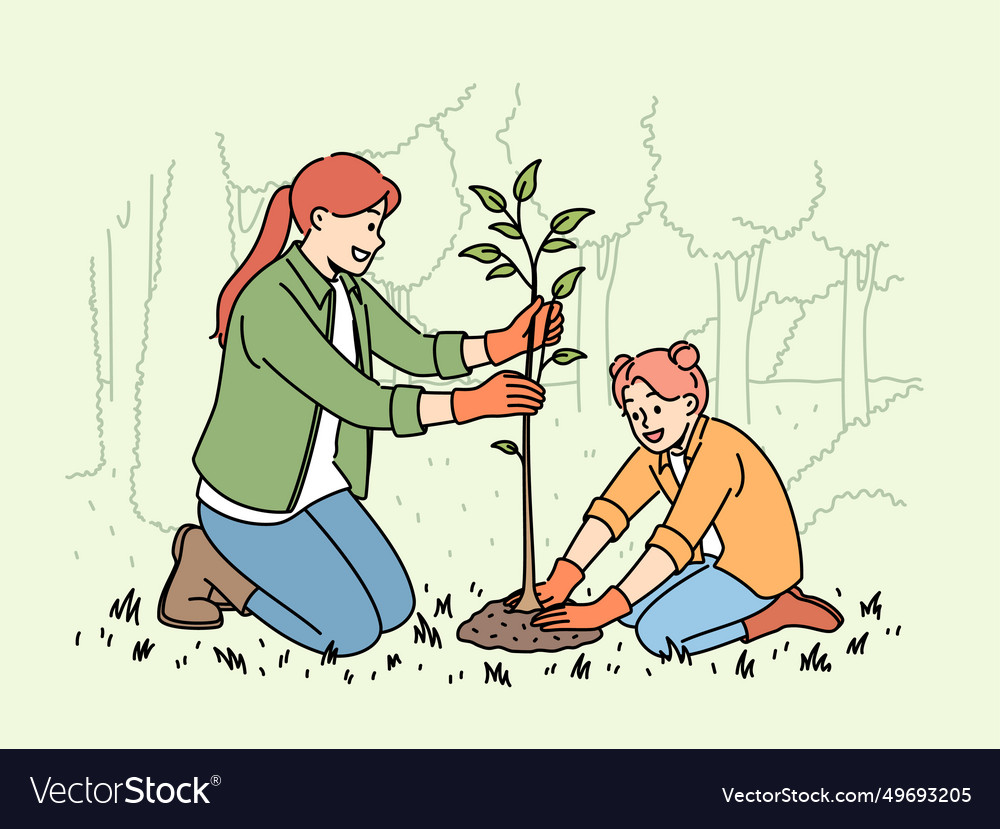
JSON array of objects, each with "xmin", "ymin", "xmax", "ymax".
[{"xmin": 212, "ymin": 153, "xmax": 401, "ymax": 346}]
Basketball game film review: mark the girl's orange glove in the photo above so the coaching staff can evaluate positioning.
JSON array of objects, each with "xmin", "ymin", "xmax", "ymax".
[
  {"xmin": 504, "ymin": 558, "xmax": 584, "ymax": 608},
  {"xmin": 531, "ymin": 586, "xmax": 632, "ymax": 631},
  {"xmin": 451, "ymin": 371, "xmax": 544, "ymax": 424},
  {"xmin": 485, "ymin": 297, "xmax": 564, "ymax": 365}
]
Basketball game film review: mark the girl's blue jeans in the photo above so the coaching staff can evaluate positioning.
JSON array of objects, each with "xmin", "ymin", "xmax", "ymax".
[
  {"xmin": 199, "ymin": 492, "xmax": 414, "ymax": 655},
  {"xmin": 619, "ymin": 555, "xmax": 774, "ymax": 657}
]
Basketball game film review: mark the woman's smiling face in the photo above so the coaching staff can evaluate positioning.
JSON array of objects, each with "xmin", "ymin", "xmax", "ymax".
[
  {"xmin": 622, "ymin": 378, "xmax": 698, "ymax": 454},
  {"xmin": 308, "ymin": 198, "xmax": 387, "ymax": 276}
]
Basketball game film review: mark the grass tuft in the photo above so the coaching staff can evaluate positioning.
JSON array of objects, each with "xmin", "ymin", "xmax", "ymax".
[
  {"xmin": 412, "ymin": 613, "xmax": 442, "ymax": 648},
  {"xmin": 800, "ymin": 643, "xmax": 832, "ymax": 672},
  {"xmin": 433, "ymin": 594, "xmax": 453, "ymax": 618},
  {"xmin": 846, "ymin": 632, "xmax": 869, "ymax": 655},
  {"xmin": 860, "ymin": 590, "xmax": 883, "ymax": 620},
  {"xmin": 131, "ymin": 639, "xmax": 155, "ymax": 662},
  {"xmin": 213, "ymin": 646, "xmax": 248, "ymax": 675},
  {"xmin": 321, "ymin": 643, "xmax": 339, "ymax": 666},
  {"xmin": 569, "ymin": 652, "xmax": 591, "ymax": 680},
  {"xmin": 484, "ymin": 662, "xmax": 512, "ymax": 687},
  {"xmin": 109, "ymin": 587, "xmax": 141, "ymax": 625}
]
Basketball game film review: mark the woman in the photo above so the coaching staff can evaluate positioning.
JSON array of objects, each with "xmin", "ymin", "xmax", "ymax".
[
  {"xmin": 158, "ymin": 152, "xmax": 562, "ymax": 656},
  {"xmin": 522, "ymin": 341, "xmax": 842, "ymax": 657}
]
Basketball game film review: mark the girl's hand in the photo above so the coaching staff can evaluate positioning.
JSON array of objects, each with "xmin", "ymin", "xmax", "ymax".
[
  {"xmin": 485, "ymin": 298, "xmax": 564, "ymax": 365},
  {"xmin": 531, "ymin": 587, "xmax": 632, "ymax": 631},
  {"xmin": 504, "ymin": 558, "xmax": 584, "ymax": 608},
  {"xmin": 451, "ymin": 371, "xmax": 544, "ymax": 424}
]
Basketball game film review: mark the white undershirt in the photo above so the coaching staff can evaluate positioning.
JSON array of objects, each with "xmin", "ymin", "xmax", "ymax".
[
  {"xmin": 197, "ymin": 274, "xmax": 355, "ymax": 524},
  {"xmin": 667, "ymin": 450, "xmax": 723, "ymax": 558}
]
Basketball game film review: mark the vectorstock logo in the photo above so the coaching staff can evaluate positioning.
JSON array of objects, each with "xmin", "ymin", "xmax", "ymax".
[{"xmin": 30, "ymin": 776, "xmax": 217, "ymax": 805}]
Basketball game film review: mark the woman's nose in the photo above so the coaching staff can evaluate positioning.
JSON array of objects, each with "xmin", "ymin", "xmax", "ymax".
[{"xmin": 639, "ymin": 409, "xmax": 648, "ymax": 427}]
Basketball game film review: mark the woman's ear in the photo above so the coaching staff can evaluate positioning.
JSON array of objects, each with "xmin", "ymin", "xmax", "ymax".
[
  {"xmin": 684, "ymin": 394, "xmax": 699, "ymax": 415},
  {"xmin": 310, "ymin": 207, "xmax": 328, "ymax": 231}
]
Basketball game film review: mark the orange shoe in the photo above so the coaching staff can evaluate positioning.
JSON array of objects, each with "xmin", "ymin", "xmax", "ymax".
[
  {"xmin": 789, "ymin": 586, "xmax": 844, "ymax": 626},
  {"xmin": 742, "ymin": 588, "xmax": 843, "ymax": 643}
]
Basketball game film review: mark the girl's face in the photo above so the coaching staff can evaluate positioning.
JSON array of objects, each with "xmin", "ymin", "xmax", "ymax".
[
  {"xmin": 308, "ymin": 198, "xmax": 387, "ymax": 276},
  {"xmin": 622, "ymin": 379, "xmax": 699, "ymax": 454}
]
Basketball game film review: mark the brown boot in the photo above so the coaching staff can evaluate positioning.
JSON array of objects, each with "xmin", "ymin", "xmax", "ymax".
[
  {"xmin": 742, "ymin": 587, "xmax": 843, "ymax": 643},
  {"xmin": 170, "ymin": 525, "xmax": 239, "ymax": 613},
  {"xmin": 158, "ymin": 524, "xmax": 257, "ymax": 629}
]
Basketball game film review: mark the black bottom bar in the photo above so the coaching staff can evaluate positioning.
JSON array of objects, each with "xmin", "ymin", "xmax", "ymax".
[{"xmin": 4, "ymin": 748, "xmax": 995, "ymax": 825}]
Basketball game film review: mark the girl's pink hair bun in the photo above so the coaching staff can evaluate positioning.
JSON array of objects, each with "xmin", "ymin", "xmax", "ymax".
[{"xmin": 669, "ymin": 341, "xmax": 700, "ymax": 371}]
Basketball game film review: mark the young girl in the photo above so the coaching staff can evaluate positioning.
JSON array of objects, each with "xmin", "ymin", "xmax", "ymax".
[
  {"xmin": 158, "ymin": 152, "xmax": 562, "ymax": 656},
  {"xmin": 526, "ymin": 341, "xmax": 842, "ymax": 656}
]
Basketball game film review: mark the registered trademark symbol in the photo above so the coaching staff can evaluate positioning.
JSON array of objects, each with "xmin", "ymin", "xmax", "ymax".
[{"xmin": 211, "ymin": 775, "xmax": 222, "ymax": 787}]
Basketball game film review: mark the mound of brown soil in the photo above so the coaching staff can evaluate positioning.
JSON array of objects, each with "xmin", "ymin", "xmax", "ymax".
[{"xmin": 456, "ymin": 599, "xmax": 602, "ymax": 653}]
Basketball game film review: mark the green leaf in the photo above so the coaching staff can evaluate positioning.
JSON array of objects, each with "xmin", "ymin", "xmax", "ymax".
[
  {"xmin": 550, "ymin": 208, "xmax": 595, "ymax": 234},
  {"xmin": 469, "ymin": 185, "xmax": 506, "ymax": 213},
  {"xmin": 552, "ymin": 266, "xmax": 585, "ymax": 299},
  {"xmin": 486, "ymin": 264, "xmax": 516, "ymax": 280},
  {"xmin": 459, "ymin": 244, "xmax": 501, "ymax": 264},
  {"xmin": 513, "ymin": 159, "xmax": 541, "ymax": 202},
  {"xmin": 489, "ymin": 221, "xmax": 522, "ymax": 239},
  {"xmin": 541, "ymin": 239, "xmax": 577, "ymax": 253},
  {"xmin": 551, "ymin": 349, "xmax": 587, "ymax": 365},
  {"xmin": 491, "ymin": 440, "xmax": 519, "ymax": 455}
]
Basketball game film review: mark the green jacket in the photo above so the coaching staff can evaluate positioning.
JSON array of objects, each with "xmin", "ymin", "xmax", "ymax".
[{"xmin": 193, "ymin": 242, "xmax": 470, "ymax": 511}]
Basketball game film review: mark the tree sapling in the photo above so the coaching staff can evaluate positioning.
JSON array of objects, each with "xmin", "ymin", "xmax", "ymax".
[{"xmin": 456, "ymin": 159, "xmax": 599, "ymax": 653}]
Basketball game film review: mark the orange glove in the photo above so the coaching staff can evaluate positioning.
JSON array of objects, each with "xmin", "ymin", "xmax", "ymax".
[
  {"xmin": 504, "ymin": 558, "xmax": 584, "ymax": 608},
  {"xmin": 484, "ymin": 297, "xmax": 564, "ymax": 365},
  {"xmin": 451, "ymin": 371, "xmax": 544, "ymax": 424},
  {"xmin": 531, "ymin": 586, "xmax": 632, "ymax": 631}
]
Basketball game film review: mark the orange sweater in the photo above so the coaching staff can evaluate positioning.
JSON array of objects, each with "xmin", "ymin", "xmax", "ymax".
[{"xmin": 585, "ymin": 416, "xmax": 802, "ymax": 599}]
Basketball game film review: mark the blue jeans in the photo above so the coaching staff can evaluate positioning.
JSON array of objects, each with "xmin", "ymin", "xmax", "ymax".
[
  {"xmin": 619, "ymin": 556, "xmax": 774, "ymax": 657},
  {"xmin": 199, "ymin": 492, "xmax": 415, "ymax": 655}
]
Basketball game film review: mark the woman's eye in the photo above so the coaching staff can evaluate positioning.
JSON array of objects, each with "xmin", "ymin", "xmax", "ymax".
[
  {"xmin": 631, "ymin": 412, "xmax": 639, "ymax": 421},
  {"xmin": 367, "ymin": 223, "xmax": 375, "ymax": 231},
  {"xmin": 653, "ymin": 405, "xmax": 661, "ymax": 414}
]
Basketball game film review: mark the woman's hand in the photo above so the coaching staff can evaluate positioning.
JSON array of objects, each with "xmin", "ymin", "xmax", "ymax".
[
  {"xmin": 504, "ymin": 558, "xmax": 584, "ymax": 608},
  {"xmin": 451, "ymin": 371, "xmax": 544, "ymax": 424},
  {"xmin": 531, "ymin": 587, "xmax": 632, "ymax": 631},
  {"xmin": 485, "ymin": 298, "xmax": 564, "ymax": 365}
]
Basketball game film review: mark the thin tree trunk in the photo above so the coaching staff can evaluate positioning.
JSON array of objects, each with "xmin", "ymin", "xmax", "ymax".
[
  {"xmin": 76, "ymin": 174, "xmax": 165, "ymax": 490},
  {"xmin": 842, "ymin": 247, "xmax": 877, "ymax": 427},
  {"xmin": 602, "ymin": 236, "xmax": 621, "ymax": 407},
  {"xmin": 109, "ymin": 178, "xmax": 159, "ymax": 477},
  {"xmin": 714, "ymin": 245, "xmax": 764, "ymax": 430},
  {"xmin": 579, "ymin": 239, "xmax": 620, "ymax": 414}
]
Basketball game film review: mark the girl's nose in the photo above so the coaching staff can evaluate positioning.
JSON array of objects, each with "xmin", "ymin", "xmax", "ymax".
[{"xmin": 639, "ymin": 409, "xmax": 648, "ymax": 428}]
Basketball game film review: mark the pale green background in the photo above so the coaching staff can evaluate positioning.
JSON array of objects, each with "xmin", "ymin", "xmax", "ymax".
[{"xmin": 3, "ymin": 1, "xmax": 998, "ymax": 748}]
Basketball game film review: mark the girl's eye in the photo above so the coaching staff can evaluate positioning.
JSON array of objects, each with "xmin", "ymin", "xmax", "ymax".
[
  {"xmin": 367, "ymin": 223, "xmax": 376, "ymax": 231},
  {"xmin": 631, "ymin": 412, "xmax": 639, "ymax": 421},
  {"xmin": 653, "ymin": 405, "xmax": 661, "ymax": 414}
]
